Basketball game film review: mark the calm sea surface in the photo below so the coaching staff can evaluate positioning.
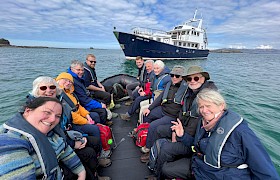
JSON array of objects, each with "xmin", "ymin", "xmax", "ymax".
[{"xmin": 0, "ymin": 47, "xmax": 279, "ymax": 174}]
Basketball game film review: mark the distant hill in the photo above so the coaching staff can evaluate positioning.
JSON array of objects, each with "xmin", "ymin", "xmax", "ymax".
[
  {"xmin": 0, "ymin": 38, "xmax": 10, "ymax": 46},
  {"xmin": 210, "ymin": 48, "xmax": 280, "ymax": 54}
]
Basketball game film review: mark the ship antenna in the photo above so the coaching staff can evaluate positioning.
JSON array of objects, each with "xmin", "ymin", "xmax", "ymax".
[{"xmin": 193, "ymin": 9, "xmax": 198, "ymax": 21}]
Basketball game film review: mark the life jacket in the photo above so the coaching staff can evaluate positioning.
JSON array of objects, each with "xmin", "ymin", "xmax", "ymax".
[
  {"xmin": 59, "ymin": 91, "xmax": 79, "ymax": 130},
  {"xmin": 3, "ymin": 113, "xmax": 64, "ymax": 179},
  {"xmin": 182, "ymin": 81, "xmax": 217, "ymax": 118},
  {"xmin": 139, "ymin": 65, "xmax": 146, "ymax": 83},
  {"xmin": 194, "ymin": 110, "xmax": 245, "ymax": 168},
  {"xmin": 151, "ymin": 73, "xmax": 169, "ymax": 91},
  {"xmin": 161, "ymin": 81, "xmax": 188, "ymax": 105},
  {"xmin": 84, "ymin": 63, "xmax": 98, "ymax": 87}
]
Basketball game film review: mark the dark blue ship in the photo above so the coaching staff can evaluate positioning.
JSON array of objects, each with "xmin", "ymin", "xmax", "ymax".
[{"xmin": 113, "ymin": 10, "xmax": 209, "ymax": 60}]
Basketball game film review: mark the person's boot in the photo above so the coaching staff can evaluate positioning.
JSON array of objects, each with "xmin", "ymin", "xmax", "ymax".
[
  {"xmin": 120, "ymin": 113, "xmax": 131, "ymax": 121},
  {"xmin": 98, "ymin": 158, "xmax": 112, "ymax": 168},
  {"xmin": 125, "ymin": 99, "xmax": 133, "ymax": 106}
]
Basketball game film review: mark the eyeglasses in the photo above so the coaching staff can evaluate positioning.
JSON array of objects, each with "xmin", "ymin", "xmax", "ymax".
[
  {"xmin": 170, "ymin": 74, "xmax": 181, "ymax": 78},
  {"xmin": 39, "ymin": 85, "xmax": 57, "ymax": 91},
  {"xmin": 89, "ymin": 60, "xmax": 96, "ymax": 64},
  {"xmin": 186, "ymin": 76, "xmax": 201, "ymax": 82}
]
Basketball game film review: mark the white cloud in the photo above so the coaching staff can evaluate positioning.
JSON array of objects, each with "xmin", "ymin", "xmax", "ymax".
[
  {"xmin": 256, "ymin": 45, "xmax": 273, "ymax": 49},
  {"xmin": 1, "ymin": 0, "xmax": 280, "ymax": 49}
]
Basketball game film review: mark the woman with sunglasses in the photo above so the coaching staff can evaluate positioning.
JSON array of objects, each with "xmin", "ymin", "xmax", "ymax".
[
  {"xmin": 0, "ymin": 97, "xmax": 86, "ymax": 179},
  {"xmin": 26, "ymin": 76, "xmax": 111, "ymax": 179},
  {"xmin": 164, "ymin": 89, "xmax": 279, "ymax": 180},
  {"xmin": 144, "ymin": 66, "xmax": 218, "ymax": 179},
  {"xmin": 140, "ymin": 65, "xmax": 188, "ymax": 158}
]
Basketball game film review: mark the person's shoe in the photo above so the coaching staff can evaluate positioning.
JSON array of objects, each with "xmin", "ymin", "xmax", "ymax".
[
  {"xmin": 100, "ymin": 149, "xmax": 112, "ymax": 158},
  {"xmin": 98, "ymin": 158, "xmax": 112, "ymax": 167},
  {"xmin": 108, "ymin": 101, "xmax": 115, "ymax": 110},
  {"xmin": 98, "ymin": 175, "xmax": 111, "ymax": 180},
  {"xmin": 111, "ymin": 112, "xmax": 118, "ymax": 118},
  {"xmin": 125, "ymin": 100, "xmax": 133, "ymax": 106},
  {"xmin": 140, "ymin": 146, "xmax": 150, "ymax": 153},
  {"xmin": 105, "ymin": 120, "xmax": 113, "ymax": 127},
  {"xmin": 140, "ymin": 153, "xmax": 150, "ymax": 163},
  {"xmin": 114, "ymin": 103, "xmax": 121, "ymax": 109},
  {"xmin": 120, "ymin": 113, "xmax": 131, "ymax": 121},
  {"xmin": 144, "ymin": 174, "xmax": 157, "ymax": 180}
]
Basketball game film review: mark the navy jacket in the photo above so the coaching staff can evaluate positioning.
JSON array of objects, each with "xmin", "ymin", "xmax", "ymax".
[
  {"xmin": 178, "ymin": 110, "xmax": 280, "ymax": 180},
  {"xmin": 67, "ymin": 68, "xmax": 102, "ymax": 110}
]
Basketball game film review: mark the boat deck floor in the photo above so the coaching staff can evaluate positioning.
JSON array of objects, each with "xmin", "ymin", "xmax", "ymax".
[{"xmin": 98, "ymin": 101, "xmax": 151, "ymax": 179}]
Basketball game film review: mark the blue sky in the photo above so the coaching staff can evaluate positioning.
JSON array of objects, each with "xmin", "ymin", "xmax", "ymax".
[{"xmin": 1, "ymin": 0, "xmax": 279, "ymax": 49}]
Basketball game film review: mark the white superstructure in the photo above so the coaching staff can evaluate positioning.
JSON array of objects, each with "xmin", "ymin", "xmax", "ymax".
[{"xmin": 131, "ymin": 10, "xmax": 208, "ymax": 50}]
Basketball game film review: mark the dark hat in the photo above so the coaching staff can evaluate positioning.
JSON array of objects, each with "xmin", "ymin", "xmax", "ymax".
[
  {"xmin": 184, "ymin": 66, "xmax": 210, "ymax": 80},
  {"xmin": 170, "ymin": 65, "xmax": 187, "ymax": 76}
]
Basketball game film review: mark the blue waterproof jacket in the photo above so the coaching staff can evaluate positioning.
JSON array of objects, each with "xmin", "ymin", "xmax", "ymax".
[
  {"xmin": 67, "ymin": 68, "xmax": 102, "ymax": 110},
  {"xmin": 178, "ymin": 109, "xmax": 279, "ymax": 180}
]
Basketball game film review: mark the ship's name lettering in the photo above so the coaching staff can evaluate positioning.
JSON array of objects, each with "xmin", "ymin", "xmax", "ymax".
[{"xmin": 136, "ymin": 37, "xmax": 149, "ymax": 42}]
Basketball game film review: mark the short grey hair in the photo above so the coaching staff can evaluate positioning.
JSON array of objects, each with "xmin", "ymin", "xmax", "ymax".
[
  {"xmin": 145, "ymin": 59, "xmax": 154, "ymax": 66},
  {"xmin": 31, "ymin": 76, "xmax": 61, "ymax": 97},
  {"xmin": 196, "ymin": 88, "xmax": 227, "ymax": 110},
  {"xmin": 154, "ymin": 60, "xmax": 165, "ymax": 70},
  {"xmin": 70, "ymin": 60, "xmax": 84, "ymax": 70}
]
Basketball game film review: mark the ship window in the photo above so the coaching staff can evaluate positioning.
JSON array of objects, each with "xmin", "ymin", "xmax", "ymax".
[
  {"xmin": 192, "ymin": 44, "xmax": 194, "ymax": 47},
  {"xmin": 182, "ymin": 31, "xmax": 185, "ymax": 35},
  {"xmin": 179, "ymin": 42, "xmax": 181, "ymax": 46},
  {"xmin": 183, "ymin": 43, "xmax": 186, "ymax": 46},
  {"xmin": 197, "ymin": 32, "xmax": 199, "ymax": 36},
  {"xmin": 188, "ymin": 43, "xmax": 190, "ymax": 47},
  {"xmin": 187, "ymin": 31, "xmax": 190, "ymax": 34}
]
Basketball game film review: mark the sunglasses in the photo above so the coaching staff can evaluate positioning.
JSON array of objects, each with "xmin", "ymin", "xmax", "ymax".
[
  {"xmin": 186, "ymin": 76, "xmax": 201, "ymax": 82},
  {"xmin": 170, "ymin": 74, "xmax": 181, "ymax": 78},
  {"xmin": 89, "ymin": 60, "xmax": 96, "ymax": 64},
  {"xmin": 39, "ymin": 85, "xmax": 57, "ymax": 91}
]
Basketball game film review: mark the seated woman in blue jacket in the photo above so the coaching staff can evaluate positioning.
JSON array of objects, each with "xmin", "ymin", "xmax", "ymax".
[{"xmin": 165, "ymin": 89, "xmax": 279, "ymax": 180}]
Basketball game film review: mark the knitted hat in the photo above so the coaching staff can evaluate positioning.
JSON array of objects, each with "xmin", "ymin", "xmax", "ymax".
[{"xmin": 56, "ymin": 72, "xmax": 73, "ymax": 83}]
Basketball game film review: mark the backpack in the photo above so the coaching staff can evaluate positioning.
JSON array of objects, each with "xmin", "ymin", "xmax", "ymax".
[
  {"xmin": 133, "ymin": 123, "xmax": 150, "ymax": 147},
  {"xmin": 112, "ymin": 83, "xmax": 126, "ymax": 100},
  {"xmin": 147, "ymin": 138, "xmax": 170, "ymax": 172},
  {"xmin": 96, "ymin": 123, "xmax": 113, "ymax": 151}
]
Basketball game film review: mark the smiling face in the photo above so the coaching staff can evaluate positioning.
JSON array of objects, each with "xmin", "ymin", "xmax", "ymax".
[
  {"xmin": 153, "ymin": 64, "xmax": 163, "ymax": 75},
  {"xmin": 145, "ymin": 62, "xmax": 154, "ymax": 73},
  {"xmin": 71, "ymin": 64, "xmax": 84, "ymax": 78},
  {"xmin": 24, "ymin": 101, "xmax": 62, "ymax": 135},
  {"xmin": 86, "ymin": 56, "xmax": 96, "ymax": 69},
  {"xmin": 186, "ymin": 73, "xmax": 205, "ymax": 90},
  {"xmin": 198, "ymin": 99, "xmax": 225, "ymax": 122},
  {"xmin": 136, "ymin": 58, "xmax": 144, "ymax": 68},
  {"xmin": 58, "ymin": 78, "xmax": 73, "ymax": 90},
  {"xmin": 38, "ymin": 83, "xmax": 57, "ymax": 98}
]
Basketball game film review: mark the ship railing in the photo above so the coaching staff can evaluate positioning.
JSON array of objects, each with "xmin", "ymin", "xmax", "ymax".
[{"xmin": 132, "ymin": 27, "xmax": 168, "ymax": 36}]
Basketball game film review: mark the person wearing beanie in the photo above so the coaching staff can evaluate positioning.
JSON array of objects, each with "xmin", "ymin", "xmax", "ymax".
[{"xmin": 56, "ymin": 72, "xmax": 112, "ymax": 179}]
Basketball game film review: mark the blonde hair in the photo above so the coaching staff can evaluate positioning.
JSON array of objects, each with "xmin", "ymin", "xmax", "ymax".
[
  {"xmin": 196, "ymin": 88, "xmax": 227, "ymax": 109},
  {"xmin": 31, "ymin": 76, "xmax": 61, "ymax": 97},
  {"xmin": 86, "ymin": 54, "xmax": 96, "ymax": 60}
]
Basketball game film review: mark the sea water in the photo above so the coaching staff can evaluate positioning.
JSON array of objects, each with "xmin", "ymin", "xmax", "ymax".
[{"xmin": 0, "ymin": 47, "xmax": 279, "ymax": 174}]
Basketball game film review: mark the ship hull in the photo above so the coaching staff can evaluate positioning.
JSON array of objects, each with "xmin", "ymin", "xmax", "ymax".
[{"xmin": 114, "ymin": 31, "xmax": 209, "ymax": 60}]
